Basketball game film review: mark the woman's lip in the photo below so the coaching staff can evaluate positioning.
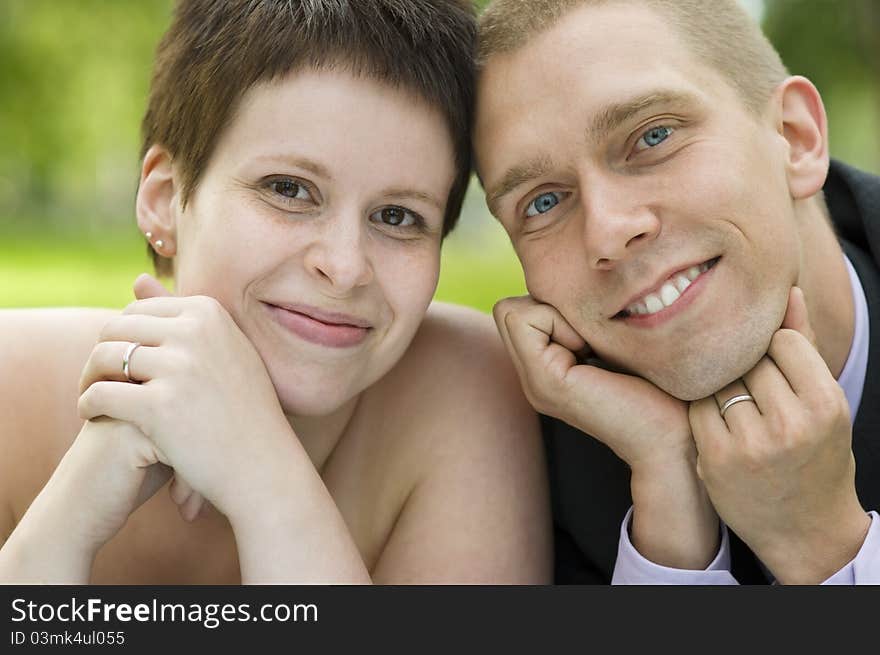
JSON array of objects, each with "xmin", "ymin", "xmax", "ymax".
[
  {"xmin": 269, "ymin": 302, "xmax": 372, "ymax": 328},
  {"xmin": 265, "ymin": 303, "xmax": 371, "ymax": 348},
  {"xmin": 619, "ymin": 259, "xmax": 718, "ymax": 329}
]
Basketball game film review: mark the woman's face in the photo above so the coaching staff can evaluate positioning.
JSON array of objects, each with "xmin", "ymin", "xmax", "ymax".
[{"xmin": 170, "ymin": 69, "xmax": 456, "ymax": 416}]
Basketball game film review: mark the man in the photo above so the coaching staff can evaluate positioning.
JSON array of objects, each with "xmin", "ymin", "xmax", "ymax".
[{"xmin": 474, "ymin": 0, "xmax": 880, "ymax": 584}]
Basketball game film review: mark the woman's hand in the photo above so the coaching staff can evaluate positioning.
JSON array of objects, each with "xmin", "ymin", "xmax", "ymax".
[
  {"xmin": 0, "ymin": 417, "xmax": 171, "ymax": 583},
  {"xmin": 76, "ymin": 275, "xmax": 299, "ymax": 523}
]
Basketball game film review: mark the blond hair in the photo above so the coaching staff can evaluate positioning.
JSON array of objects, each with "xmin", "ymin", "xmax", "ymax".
[{"xmin": 478, "ymin": 0, "xmax": 789, "ymax": 114}]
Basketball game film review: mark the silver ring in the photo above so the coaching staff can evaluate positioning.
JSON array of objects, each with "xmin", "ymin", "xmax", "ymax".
[
  {"xmin": 719, "ymin": 394, "xmax": 755, "ymax": 418},
  {"xmin": 122, "ymin": 342, "xmax": 142, "ymax": 382}
]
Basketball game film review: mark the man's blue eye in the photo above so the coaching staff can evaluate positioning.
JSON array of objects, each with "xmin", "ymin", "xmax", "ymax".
[
  {"xmin": 525, "ymin": 192, "xmax": 561, "ymax": 218},
  {"xmin": 636, "ymin": 126, "xmax": 673, "ymax": 150}
]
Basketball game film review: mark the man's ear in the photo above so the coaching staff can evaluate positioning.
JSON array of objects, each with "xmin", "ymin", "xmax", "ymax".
[
  {"xmin": 772, "ymin": 76, "xmax": 830, "ymax": 200},
  {"xmin": 136, "ymin": 144, "xmax": 179, "ymax": 257}
]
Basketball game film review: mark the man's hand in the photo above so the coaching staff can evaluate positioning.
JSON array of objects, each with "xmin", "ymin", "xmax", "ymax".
[
  {"xmin": 690, "ymin": 287, "xmax": 871, "ymax": 583},
  {"xmin": 494, "ymin": 296, "xmax": 719, "ymax": 569}
]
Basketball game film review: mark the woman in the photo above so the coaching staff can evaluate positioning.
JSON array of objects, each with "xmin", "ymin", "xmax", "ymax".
[{"xmin": 0, "ymin": 0, "xmax": 550, "ymax": 584}]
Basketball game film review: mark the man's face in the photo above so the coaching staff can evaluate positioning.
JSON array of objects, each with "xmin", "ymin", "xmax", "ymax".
[{"xmin": 474, "ymin": 3, "xmax": 802, "ymax": 400}]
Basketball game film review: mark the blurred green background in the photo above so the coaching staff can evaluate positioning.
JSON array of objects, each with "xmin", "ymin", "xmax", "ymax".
[{"xmin": 2, "ymin": 0, "xmax": 879, "ymax": 312}]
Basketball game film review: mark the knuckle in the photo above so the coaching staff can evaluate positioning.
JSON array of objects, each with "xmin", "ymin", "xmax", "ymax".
[
  {"xmin": 492, "ymin": 301, "xmax": 510, "ymax": 326},
  {"xmin": 195, "ymin": 295, "xmax": 223, "ymax": 316},
  {"xmin": 811, "ymin": 384, "xmax": 849, "ymax": 423},
  {"xmin": 770, "ymin": 328, "xmax": 801, "ymax": 352},
  {"xmin": 97, "ymin": 318, "xmax": 117, "ymax": 342}
]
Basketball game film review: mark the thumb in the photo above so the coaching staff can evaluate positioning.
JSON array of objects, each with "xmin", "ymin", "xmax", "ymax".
[
  {"xmin": 134, "ymin": 273, "xmax": 173, "ymax": 300},
  {"xmin": 780, "ymin": 286, "xmax": 817, "ymax": 347}
]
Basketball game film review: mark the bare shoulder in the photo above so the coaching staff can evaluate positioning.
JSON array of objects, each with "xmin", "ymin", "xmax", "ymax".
[
  {"xmin": 0, "ymin": 308, "xmax": 118, "ymax": 397},
  {"xmin": 402, "ymin": 301, "xmax": 518, "ymax": 394},
  {"xmin": 0, "ymin": 308, "xmax": 119, "ymax": 524},
  {"xmin": 386, "ymin": 300, "xmax": 538, "ymax": 442},
  {"xmin": 367, "ymin": 302, "xmax": 552, "ymax": 582}
]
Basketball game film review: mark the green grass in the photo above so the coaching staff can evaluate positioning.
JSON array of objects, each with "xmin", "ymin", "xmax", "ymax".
[{"xmin": 1, "ymin": 232, "xmax": 527, "ymax": 314}]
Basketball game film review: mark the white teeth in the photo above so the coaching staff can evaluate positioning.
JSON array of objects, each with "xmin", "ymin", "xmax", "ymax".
[
  {"xmin": 644, "ymin": 294, "xmax": 664, "ymax": 314},
  {"xmin": 659, "ymin": 282, "xmax": 680, "ymax": 307},
  {"xmin": 625, "ymin": 261, "xmax": 714, "ymax": 317},
  {"xmin": 674, "ymin": 275, "xmax": 691, "ymax": 293}
]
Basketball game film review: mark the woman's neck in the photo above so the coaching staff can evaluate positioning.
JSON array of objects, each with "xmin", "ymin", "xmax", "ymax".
[{"xmin": 285, "ymin": 394, "xmax": 362, "ymax": 474}]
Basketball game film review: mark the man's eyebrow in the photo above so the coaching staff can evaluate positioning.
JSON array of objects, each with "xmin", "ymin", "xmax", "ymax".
[
  {"xmin": 484, "ymin": 91, "xmax": 700, "ymax": 217},
  {"xmin": 485, "ymin": 156, "xmax": 554, "ymax": 217},
  {"xmin": 586, "ymin": 90, "xmax": 702, "ymax": 144}
]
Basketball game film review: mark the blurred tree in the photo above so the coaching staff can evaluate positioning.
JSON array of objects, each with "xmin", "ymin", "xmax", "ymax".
[
  {"xmin": 0, "ymin": 0, "xmax": 876, "ymax": 239},
  {"xmin": 764, "ymin": 0, "xmax": 880, "ymax": 173},
  {"xmin": 0, "ymin": 0, "xmax": 173, "ymax": 233}
]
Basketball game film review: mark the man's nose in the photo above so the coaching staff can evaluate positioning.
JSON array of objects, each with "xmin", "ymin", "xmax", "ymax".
[{"xmin": 577, "ymin": 175, "xmax": 661, "ymax": 271}]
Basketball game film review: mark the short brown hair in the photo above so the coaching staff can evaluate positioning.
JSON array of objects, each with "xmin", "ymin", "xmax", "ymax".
[
  {"xmin": 478, "ymin": 0, "xmax": 789, "ymax": 114},
  {"xmin": 143, "ymin": 0, "xmax": 477, "ymax": 276}
]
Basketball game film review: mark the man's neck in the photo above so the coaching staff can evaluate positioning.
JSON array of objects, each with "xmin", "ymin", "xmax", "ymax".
[{"xmin": 797, "ymin": 196, "xmax": 855, "ymax": 379}]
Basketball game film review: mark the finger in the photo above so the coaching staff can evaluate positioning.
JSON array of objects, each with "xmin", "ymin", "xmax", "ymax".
[
  {"xmin": 79, "ymin": 342, "xmax": 163, "ymax": 392},
  {"xmin": 780, "ymin": 286, "xmax": 817, "ymax": 347},
  {"xmin": 134, "ymin": 462, "xmax": 174, "ymax": 509},
  {"xmin": 122, "ymin": 296, "xmax": 188, "ymax": 318},
  {"xmin": 169, "ymin": 475, "xmax": 205, "ymax": 523},
  {"xmin": 504, "ymin": 309, "xmax": 580, "ymax": 396},
  {"xmin": 134, "ymin": 273, "xmax": 174, "ymax": 300},
  {"xmin": 180, "ymin": 491, "xmax": 205, "ymax": 523},
  {"xmin": 767, "ymin": 328, "xmax": 833, "ymax": 399},
  {"xmin": 98, "ymin": 314, "xmax": 171, "ymax": 346},
  {"xmin": 741, "ymin": 355, "xmax": 799, "ymax": 417},
  {"xmin": 169, "ymin": 474, "xmax": 194, "ymax": 506},
  {"xmin": 688, "ymin": 396, "xmax": 729, "ymax": 471},
  {"xmin": 78, "ymin": 380, "xmax": 147, "ymax": 424},
  {"xmin": 714, "ymin": 378, "xmax": 761, "ymax": 434},
  {"xmin": 493, "ymin": 298, "xmax": 551, "ymax": 400},
  {"xmin": 492, "ymin": 298, "xmax": 521, "ymax": 368},
  {"xmin": 503, "ymin": 300, "xmax": 586, "ymax": 355}
]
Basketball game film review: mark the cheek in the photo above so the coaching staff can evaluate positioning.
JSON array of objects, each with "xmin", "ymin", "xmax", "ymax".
[
  {"xmin": 383, "ymin": 246, "xmax": 441, "ymax": 325},
  {"xmin": 521, "ymin": 237, "xmax": 594, "ymax": 320},
  {"xmin": 174, "ymin": 202, "xmax": 272, "ymax": 297}
]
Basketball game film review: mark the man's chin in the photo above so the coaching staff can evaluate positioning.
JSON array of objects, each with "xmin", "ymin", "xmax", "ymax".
[{"xmin": 641, "ymin": 355, "xmax": 764, "ymax": 402}]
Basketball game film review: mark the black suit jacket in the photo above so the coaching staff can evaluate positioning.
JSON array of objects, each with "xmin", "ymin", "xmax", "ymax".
[{"xmin": 544, "ymin": 159, "xmax": 880, "ymax": 584}]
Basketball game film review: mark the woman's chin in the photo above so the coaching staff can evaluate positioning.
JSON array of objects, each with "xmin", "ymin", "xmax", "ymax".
[{"xmin": 274, "ymin": 385, "xmax": 357, "ymax": 419}]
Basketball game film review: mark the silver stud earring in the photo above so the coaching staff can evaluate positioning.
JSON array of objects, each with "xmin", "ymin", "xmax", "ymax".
[
  {"xmin": 145, "ymin": 231, "xmax": 153, "ymax": 240},
  {"xmin": 155, "ymin": 239, "xmax": 165, "ymax": 250}
]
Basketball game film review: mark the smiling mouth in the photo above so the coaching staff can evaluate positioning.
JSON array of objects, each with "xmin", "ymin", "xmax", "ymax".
[
  {"xmin": 614, "ymin": 257, "xmax": 720, "ymax": 319},
  {"xmin": 265, "ymin": 303, "xmax": 373, "ymax": 348}
]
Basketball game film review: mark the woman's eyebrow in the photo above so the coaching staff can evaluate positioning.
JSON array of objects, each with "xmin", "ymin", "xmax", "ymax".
[
  {"xmin": 380, "ymin": 188, "xmax": 444, "ymax": 211},
  {"xmin": 249, "ymin": 154, "xmax": 335, "ymax": 181}
]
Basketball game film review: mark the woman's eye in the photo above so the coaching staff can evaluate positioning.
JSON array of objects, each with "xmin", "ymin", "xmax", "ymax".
[
  {"xmin": 270, "ymin": 178, "xmax": 312, "ymax": 201},
  {"xmin": 635, "ymin": 125, "xmax": 674, "ymax": 152},
  {"xmin": 525, "ymin": 192, "xmax": 562, "ymax": 218},
  {"xmin": 370, "ymin": 206, "xmax": 419, "ymax": 228}
]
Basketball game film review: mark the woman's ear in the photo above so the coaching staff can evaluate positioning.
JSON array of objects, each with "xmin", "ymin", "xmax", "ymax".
[
  {"xmin": 772, "ymin": 76, "xmax": 830, "ymax": 200},
  {"xmin": 136, "ymin": 144, "xmax": 179, "ymax": 257}
]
